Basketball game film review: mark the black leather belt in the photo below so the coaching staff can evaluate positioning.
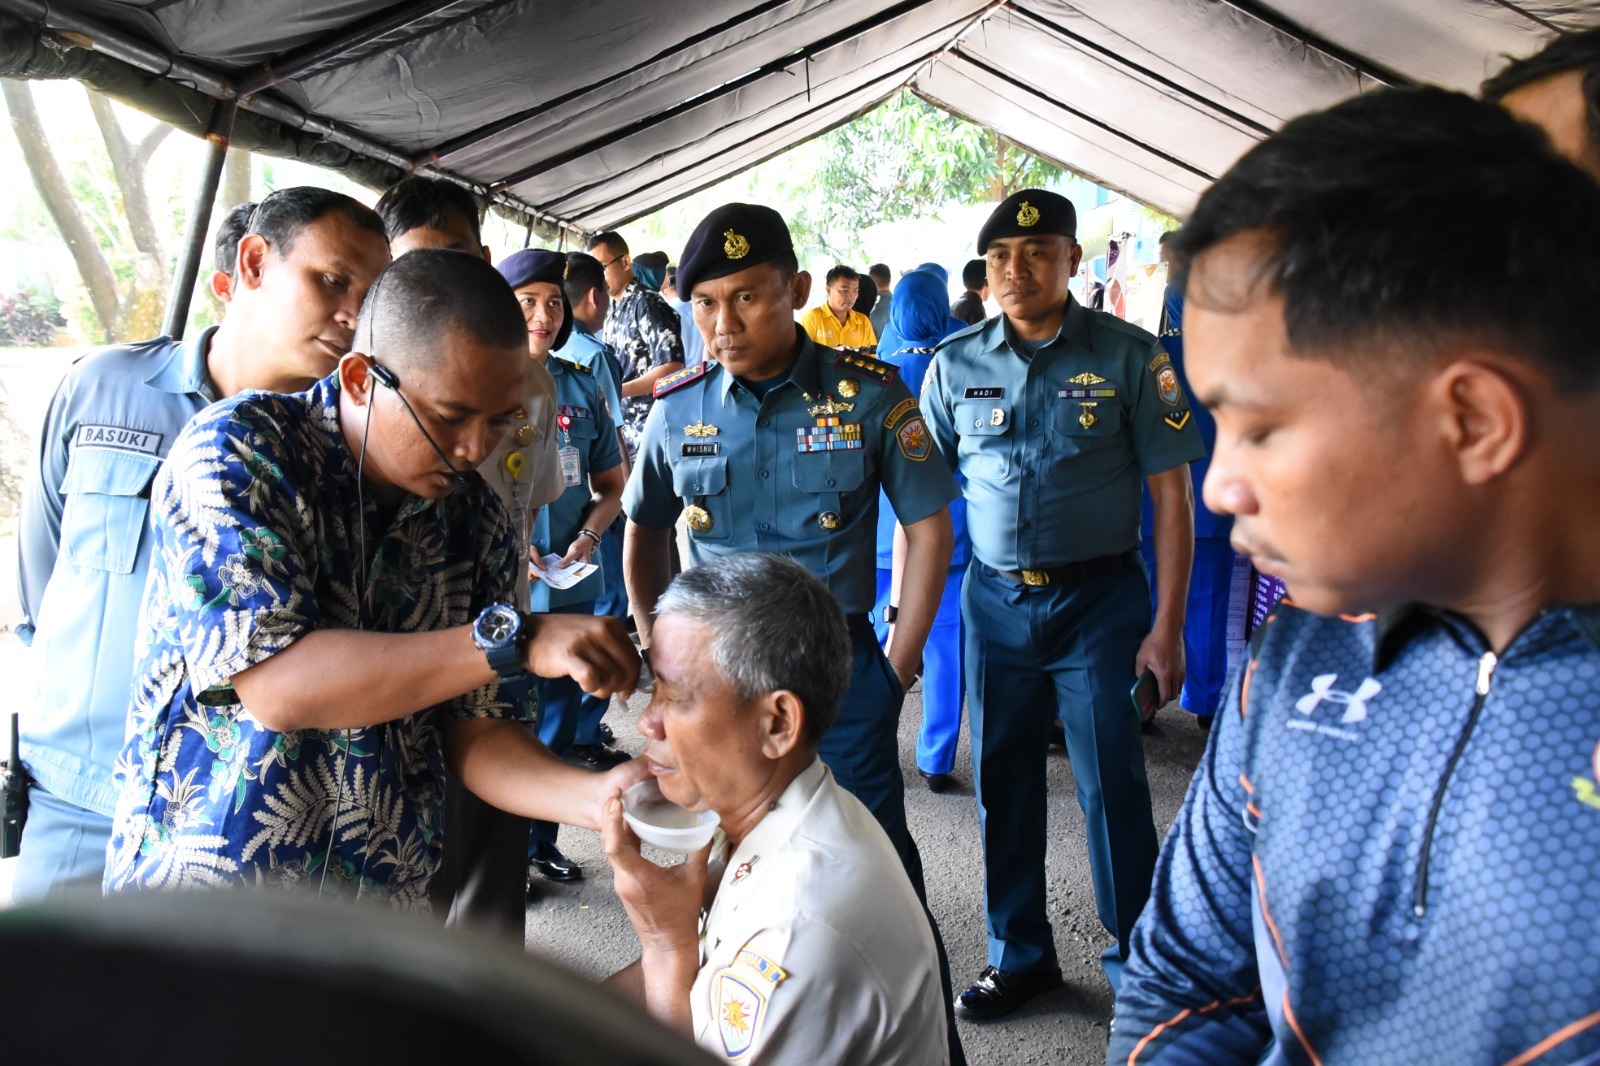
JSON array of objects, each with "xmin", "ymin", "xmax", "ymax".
[{"xmin": 982, "ymin": 550, "xmax": 1136, "ymax": 587}]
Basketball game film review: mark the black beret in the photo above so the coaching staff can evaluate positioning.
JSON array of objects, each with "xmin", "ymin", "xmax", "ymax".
[
  {"xmin": 976, "ymin": 188, "xmax": 1077, "ymax": 254},
  {"xmin": 497, "ymin": 248, "xmax": 572, "ymax": 350},
  {"xmin": 677, "ymin": 203, "xmax": 795, "ymax": 295}
]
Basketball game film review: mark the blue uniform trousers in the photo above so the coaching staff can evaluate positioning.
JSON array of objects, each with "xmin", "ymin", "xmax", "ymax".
[
  {"xmin": 963, "ymin": 558, "xmax": 1159, "ymax": 987},
  {"xmin": 579, "ymin": 517, "xmax": 630, "ymax": 747},
  {"xmin": 874, "ymin": 567, "xmax": 965, "ymax": 775},
  {"xmin": 530, "ymin": 599, "xmax": 606, "ymax": 854},
  {"xmin": 13, "ymin": 787, "xmax": 112, "ymax": 902},
  {"xmin": 1140, "ymin": 535, "xmax": 1236, "ymax": 717}
]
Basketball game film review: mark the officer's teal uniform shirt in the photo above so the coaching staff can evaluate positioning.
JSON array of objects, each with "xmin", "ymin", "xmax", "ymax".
[
  {"xmin": 14, "ymin": 327, "xmax": 217, "ymax": 817},
  {"xmin": 922, "ymin": 299, "xmax": 1204, "ymax": 569},
  {"xmin": 530, "ymin": 355, "xmax": 622, "ymax": 611},
  {"xmin": 555, "ymin": 324, "xmax": 624, "ymax": 436},
  {"xmin": 623, "ymin": 330, "xmax": 959, "ymax": 614}
]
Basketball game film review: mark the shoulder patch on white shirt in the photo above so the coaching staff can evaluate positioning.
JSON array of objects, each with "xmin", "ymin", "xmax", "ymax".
[{"xmin": 714, "ymin": 948, "xmax": 787, "ymax": 1059}]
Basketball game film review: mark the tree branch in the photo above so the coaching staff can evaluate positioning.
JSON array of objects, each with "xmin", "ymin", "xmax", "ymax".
[
  {"xmin": 88, "ymin": 89, "xmax": 164, "ymax": 264},
  {"xmin": 4, "ymin": 80, "xmax": 120, "ymax": 340}
]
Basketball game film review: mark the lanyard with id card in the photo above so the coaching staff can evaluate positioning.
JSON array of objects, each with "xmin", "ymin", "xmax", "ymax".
[{"xmin": 557, "ymin": 412, "xmax": 582, "ymax": 487}]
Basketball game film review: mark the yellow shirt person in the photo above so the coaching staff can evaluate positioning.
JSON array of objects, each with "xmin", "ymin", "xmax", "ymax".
[{"xmin": 799, "ymin": 265, "xmax": 878, "ymax": 350}]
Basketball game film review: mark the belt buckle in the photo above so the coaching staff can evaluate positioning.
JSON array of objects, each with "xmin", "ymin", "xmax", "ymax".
[{"xmin": 1021, "ymin": 569, "xmax": 1049, "ymax": 587}]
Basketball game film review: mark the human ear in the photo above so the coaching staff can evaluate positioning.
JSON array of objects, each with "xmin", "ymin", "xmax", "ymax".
[
  {"xmin": 339, "ymin": 353, "xmax": 377, "ymax": 407},
  {"xmin": 790, "ymin": 271, "xmax": 812, "ymax": 310},
  {"xmin": 759, "ymin": 690, "xmax": 805, "ymax": 760},
  {"xmin": 1434, "ymin": 360, "xmax": 1528, "ymax": 486},
  {"xmin": 235, "ymin": 233, "xmax": 269, "ymax": 292}
]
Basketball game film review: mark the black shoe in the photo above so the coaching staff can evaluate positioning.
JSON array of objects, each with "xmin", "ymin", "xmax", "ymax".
[
  {"xmin": 567, "ymin": 743, "xmax": 631, "ymax": 771},
  {"xmin": 528, "ymin": 846, "xmax": 583, "ymax": 884},
  {"xmin": 1197, "ymin": 713, "xmax": 1215, "ymax": 733},
  {"xmin": 919, "ymin": 769, "xmax": 957, "ymax": 793},
  {"xmin": 1048, "ymin": 719, "xmax": 1066, "ymax": 751},
  {"xmin": 597, "ymin": 722, "xmax": 616, "ymax": 745},
  {"xmin": 954, "ymin": 965, "xmax": 1064, "ymax": 1021}
]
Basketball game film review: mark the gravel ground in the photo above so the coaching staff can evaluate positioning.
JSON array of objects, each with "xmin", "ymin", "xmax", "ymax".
[{"xmin": 523, "ymin": 682, "xmax": 1209, "ymax": 1066}]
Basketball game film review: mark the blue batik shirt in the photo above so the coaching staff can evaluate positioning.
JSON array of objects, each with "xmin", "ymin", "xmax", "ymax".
[
  {"xmin": 1110, "ymin": 602, "xmax": 1600, "ymax": 1064},
  {"xmin": 104, "ymin": 374, "xmax": 532, "ymax": 910}
]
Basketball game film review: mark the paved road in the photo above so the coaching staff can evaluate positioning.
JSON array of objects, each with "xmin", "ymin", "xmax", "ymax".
[{"xmin": 524, "ymin": 683, "xmax": 1209, "ymax": 1066}]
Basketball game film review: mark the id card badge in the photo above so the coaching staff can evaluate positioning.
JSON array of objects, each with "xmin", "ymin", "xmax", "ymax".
[{"xmin": 558, "ymin": 445, "xmax": 582, "ymax": 487}]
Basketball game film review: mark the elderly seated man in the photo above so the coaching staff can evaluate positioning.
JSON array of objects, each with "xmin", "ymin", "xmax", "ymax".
[{"xmin": 601, "ymin": 552, "xmax": 948, "ymax": 1065}]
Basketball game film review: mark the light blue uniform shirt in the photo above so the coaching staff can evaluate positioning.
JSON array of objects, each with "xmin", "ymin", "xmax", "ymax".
[
  {"xmin": 623, "ymin": 331, "xmax": 958, "ymax": 614},
  {"xmin": 922, "ymin": 300, "xmax": 1204, "ymax": 570},
  {"xmin": 14, "ymin": 328, "xmax": 217, "ymax": 816},
  {"xmin": 530, "ymin": 356, "xmax": 623, "ymax": 610},
  {"xmin": 670, "ymin": 299, "xmax": 706, "ymax": 366},
  {"xmin": 554, "ymin": 324, "xmax": 624, "ymax": 434}
]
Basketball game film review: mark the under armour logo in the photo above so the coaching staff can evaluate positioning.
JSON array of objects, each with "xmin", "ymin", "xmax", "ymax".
[{"xmin": 1296, "ymin": 674, "xmax": 1383, "ymax": 724}]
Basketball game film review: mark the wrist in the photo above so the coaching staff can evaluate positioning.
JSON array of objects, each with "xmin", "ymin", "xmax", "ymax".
[{"xmin": 578, "ymin": 528, "xmax": 601, "ymax": 546}]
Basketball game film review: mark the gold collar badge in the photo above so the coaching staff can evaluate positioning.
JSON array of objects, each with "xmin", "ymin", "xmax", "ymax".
[
  {"xmin": 724, "ymin": 229, "xmax": 750, "ymax": 260},
  {"xmin": 837, "ymin": 377, "xmax": 859, "ymax": 398},
  {"xmin": 1017, "ymin": 201, "xmax": 1041, "ymax": 227}
]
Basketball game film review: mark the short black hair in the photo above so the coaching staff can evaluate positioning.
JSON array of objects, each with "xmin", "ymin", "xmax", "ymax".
[
  {"xmin": 1158, "ymin": 229, "xmax": 1177, "ymax": 246},
  {"xmin": 374, "ymin": 176, "xmax": 484, "ymax": 246},
  {"xmin": 961, "ymin": 258, "xmax": 986, "ymax": 290},
  {"xmin": 214, "ymin": 201, "xmax": 255, "ymax": 278},
  {"xmin": 825, "ymin": 264, "xmax": 859, "ymax": 287},
  {"xmin": 564, "ymin": 251, "xmax": 606, "ymax": 305},
  {"xmin": 1175, "ymin": 86, "xmax": 1600, "ymax": 390},
  {"xmin": 1483, "ymin": 26, "xmax": 1600, "ymax": 163},
  {"xmin": 248, "ymin": 186, "xmax": 387, "ymax": 258},
  {"xmin": 587, "ymin": 230, "xmax": 627, "ymax": 256},
  {"xmin": 868, "ymin": 262, "xmax": 891, "ymax": 285},
  {"xmin": 358, "ymin": 248, "xmax": 526, "ymax": 369}
]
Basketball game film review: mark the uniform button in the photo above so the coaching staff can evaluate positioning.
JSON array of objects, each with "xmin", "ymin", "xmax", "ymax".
[
  {"xmin": 1020, "ymin": 520, "xmax": 1031, "ymax": 529},
  {"xmin": 1025, "ymin": 469, "xmax": 1034, "ymax": 477},
  {"xmin": 759, "ymin": 418, "xmax": 769, "ymax": 427},
  {"xmin": 759, "ymin": 469, "xmax": 769, "ymax": 479},
  {"xmin": 759, "ymin": 522, "xmax": 771, "ymax": 531},
  {"xmin": 826, "ymin": 478, "xmax": 835, "ymax": 487},
  {"xmin": 693, "ymin": 483, "xmax": 702, "ymax": 492},
  {"xmin": 1029, "ymin": 418, "xmax": 1039, "ymax": 428},
  {"xmin": 973, "ymin": 419, "xmax": 983, "ymax": 428}
]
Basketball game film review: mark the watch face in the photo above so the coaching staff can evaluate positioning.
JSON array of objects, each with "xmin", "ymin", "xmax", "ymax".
[{"xmin": 478, "ymin": 605, "xmax": 518, "ymax": 645}]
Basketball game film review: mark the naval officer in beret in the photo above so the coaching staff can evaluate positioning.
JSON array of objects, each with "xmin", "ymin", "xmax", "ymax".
[
  {"xmin": 622, "ymin": 202, "xmax": 966, "ymax": 1061},
  {"xmin": 922, "ymin": 189, "xmax": 1205, "ymax": 1019}
]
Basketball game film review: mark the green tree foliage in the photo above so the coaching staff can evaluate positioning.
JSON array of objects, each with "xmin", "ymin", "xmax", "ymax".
[{"xmin": 807, "ymin": 91, "xmax": 1063, "ymax": 253}]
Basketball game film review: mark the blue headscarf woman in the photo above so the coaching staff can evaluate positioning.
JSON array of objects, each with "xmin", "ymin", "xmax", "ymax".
[{"xmin": 874, "ymin": 269, "xmax": 972, "ymax": 790}]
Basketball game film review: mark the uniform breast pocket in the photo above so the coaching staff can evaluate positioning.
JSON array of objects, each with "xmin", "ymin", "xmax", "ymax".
[
  {"xmin": 955, "ymin": 401, "xmax": 1012, "ymax": 479},
  {"xmin": 59, "ymin": 447, "xmax": 162, "ymax": 574},
  {"xmin": 671, "ymin": 454, "xmax": 731, "ymax": 540},
  {"xmin": 792, "ymin": 449, "xmax": 866, "ymax": 494}
]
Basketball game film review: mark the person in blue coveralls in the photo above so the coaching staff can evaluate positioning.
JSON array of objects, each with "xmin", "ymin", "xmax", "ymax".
[
  {"xmin": 923, "ymin": 189, "xmax": 1204, "ymax": 1021},
  {"xmin": 874, "ymin": 268, "xmax": 971, "ymax": 793},
  {"xmin": 1109, "ymin": 86, "xmax": 1600, "ymax": 1066},
  {"xmin": 498, "ymin": 249, "xmax": 625, "ymax": 889},
  {"xmin": 11, "ymin": 187, "xmax": 391, "ymax": 901},
  {"xmin": 1139, "ymin": 230, "xmax": 1234, "ymax": 732}
]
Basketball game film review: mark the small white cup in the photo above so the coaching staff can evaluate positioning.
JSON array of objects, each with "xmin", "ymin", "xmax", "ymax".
[{"xmin": 621, "ymin": 778, "xmax": 719, "ymax": 854}]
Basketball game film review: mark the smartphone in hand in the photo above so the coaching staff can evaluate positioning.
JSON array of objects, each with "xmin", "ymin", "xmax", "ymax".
[{"xmin": 1130, "ymin": 667, "xmax": 1161, "ymax": 724}]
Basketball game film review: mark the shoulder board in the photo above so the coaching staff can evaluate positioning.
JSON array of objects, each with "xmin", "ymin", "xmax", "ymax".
[
  {"xmin": 550, "ymin": 355, "xmax": 591, "ymax": 375},
  {"xmin": 653, "ymin": 361, "xmax": 708, "ymax": 398},
  {"xmin": 833, "ymin": 349, "xmax": 897, "ymax": 385}
]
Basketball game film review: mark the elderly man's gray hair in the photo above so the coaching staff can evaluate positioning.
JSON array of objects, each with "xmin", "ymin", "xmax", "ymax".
[{"xmin": 655, "ymin": 553, "xmax": 852, "ymax": 746}]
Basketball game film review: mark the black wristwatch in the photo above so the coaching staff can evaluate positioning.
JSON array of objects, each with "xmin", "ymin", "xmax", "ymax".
[
  {"xmin": 473, "ymin": 603, "xmax": 530, "ymax": 683},
  {"xmin": 882, "ymin": 604, "xmax": 899, "ymax": 623}
]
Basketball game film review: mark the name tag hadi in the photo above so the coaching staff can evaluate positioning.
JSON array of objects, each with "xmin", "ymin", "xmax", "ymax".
[
  {"xmin": 74, "ymin": 424, "xmax": 163, "ymax": 456},
  {"xmin": 964, "ymin": 387, "xmax": 1004, "ymax": 399}
]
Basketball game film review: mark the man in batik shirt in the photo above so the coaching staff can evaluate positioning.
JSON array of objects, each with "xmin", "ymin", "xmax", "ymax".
[
  {"xmin": 589, "ymin": 230, "xmax": 684, "ymax": 458},
  {"xmin": 104, "ymin": 250, "xmax": 644, "ymax": 908}
]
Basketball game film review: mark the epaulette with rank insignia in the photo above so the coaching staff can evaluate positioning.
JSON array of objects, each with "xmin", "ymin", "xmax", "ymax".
[
  {"xmin": 652, "ymin": 361, "xmax": 708, "ymax": 398},
  {"xmin": 550, "ymin": 355, "xmax": 591, "ymax": 375},
  {"xmin": 833, "ymin": 349, "xmax": 897, "ymax": 386}
]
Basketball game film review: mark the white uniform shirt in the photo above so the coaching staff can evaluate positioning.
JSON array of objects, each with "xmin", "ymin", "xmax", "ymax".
[
  {"xmin": 692, "ymin": 759, "xmax": 948, "ymax": 1065},
  {"xmin": 477, "ymin": 356, "xmax": 564, "ymax": 608}
]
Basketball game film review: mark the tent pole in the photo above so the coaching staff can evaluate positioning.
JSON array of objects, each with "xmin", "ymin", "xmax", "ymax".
[{"xmin": 162, "ymin": 98, "xmax": 237, "ymax": 341}]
